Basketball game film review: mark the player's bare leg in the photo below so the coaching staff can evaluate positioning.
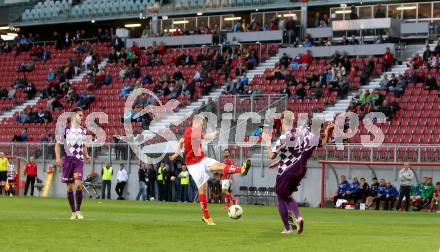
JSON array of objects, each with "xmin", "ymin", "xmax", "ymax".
[{"xmin": 198, "ymin": 184, "xmax": 215, "ymax": 225}]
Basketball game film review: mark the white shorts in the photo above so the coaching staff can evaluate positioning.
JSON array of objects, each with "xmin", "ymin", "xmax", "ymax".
[
  {"xmin": 221, "ymin": 179, "xmax": 231, "ymax": 190},
  {"xmin": 187, "ymin": 157, "xmax": 218, "ymax": 189}
]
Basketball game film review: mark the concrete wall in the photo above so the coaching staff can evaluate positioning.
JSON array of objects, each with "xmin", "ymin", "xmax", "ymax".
[
  {"xmin": 127, "ymin": 34, "xmax": 213, "ymax": 47},
  {"xmin": 226, "ymin": 30, "xmax": 283, "ymax": 42}
]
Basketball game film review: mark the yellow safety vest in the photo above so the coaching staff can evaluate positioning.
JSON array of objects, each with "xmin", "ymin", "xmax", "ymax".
[
  {"xmin": 180, "ymin": 171, "xmax": 189, "ymax": 185},
  {"xmin": 0, "ymin": 158, "xmax": 9, "ymax": 172},
  {"xmin": 102, "ymin": 166, "xmax": 113, "ymax": 181},
  {"xmin": 157, "ymin": 166, "xmax": 164, "ymax": 181}
]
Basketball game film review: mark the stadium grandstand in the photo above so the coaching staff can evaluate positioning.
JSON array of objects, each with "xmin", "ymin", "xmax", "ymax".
[{"xmin": 0, "ymin": 0, "xmax": 439, "ymax": 250}]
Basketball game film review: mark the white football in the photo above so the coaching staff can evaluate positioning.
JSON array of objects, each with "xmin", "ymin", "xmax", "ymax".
[{"xmin": 228, "ymin": 205, "xmax": 243, "ymax": 219}]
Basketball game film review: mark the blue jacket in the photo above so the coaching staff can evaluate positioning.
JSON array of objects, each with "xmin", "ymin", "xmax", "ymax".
[
  {"xmin": 337, "ymin": 181, "xmax": 350, "ymax": 195},
  {"xmin": 348, "ymin": 181, "xmax": 360, "ymax": 194},
  {"xmin": 377, "ymin": 185, "xmax": 387, "ymax": 196},
  {"xmin": 384, "ymin": 185, "xmax": 399, "ymax": 198}
]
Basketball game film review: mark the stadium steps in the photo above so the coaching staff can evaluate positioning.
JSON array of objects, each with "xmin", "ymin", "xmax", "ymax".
[
  {"xmin": 313, "ymin": 61, "xmax": 410, "ymax": 122},
  {"xmin": 246, "ymin": 56, "xmax": 279, "ymax": 81},
  {"xmin": 0, "ymin": 96, "xmax": 42, "ymax": 121},
  {"xmin": 0, "ymin": 59, "xmax": 108, "ymax": 122}
]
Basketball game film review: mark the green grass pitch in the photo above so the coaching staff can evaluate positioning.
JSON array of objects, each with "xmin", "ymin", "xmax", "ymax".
[{"xmin": 0, "ymin": 197, "xmax": 439, "ymax": 252}]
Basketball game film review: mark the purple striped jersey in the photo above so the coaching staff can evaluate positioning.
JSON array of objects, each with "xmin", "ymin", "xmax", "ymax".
[
  {"xmin": 60, "ymin": 124, "xmax": 87, "ymax": 161},
  {"xmin": 271, "ymin": 126, "xmax": 320, "ymax": 176}
]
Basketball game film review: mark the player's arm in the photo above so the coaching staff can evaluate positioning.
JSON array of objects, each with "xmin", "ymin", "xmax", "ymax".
[
  {"xmin": 202, "ymin": 130, "xmax": 219, "ymax": 140},
  {"xmin": 261, "ymin": 131, "xmax": 277, "ymax": 160},
  {"xmin": 83, "ymin": 145, "xmax": 91, "ymax": 162},
  {"xmin": 55, "ymin": 142, "xmax": 62, "ymax": 166},
  {"xmin": 169, "ymin": 138, "xmax": 184, "ymax": 161}
]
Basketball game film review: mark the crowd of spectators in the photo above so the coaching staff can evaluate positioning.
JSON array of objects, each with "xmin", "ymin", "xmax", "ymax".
[
  {"xmin": 16, "ymin": 108, "xmax": 53, "ymax": 124},
  {"xmin": 265, "ymin": 50, "xmax": 357, "ymax": 100},
  {"xmin": 347, "ymin": 48, "xmax": 399, "ymax": 120},
  {"xmin": 405, "ymin": 40, "xmax": 440, "ymax": 90}
]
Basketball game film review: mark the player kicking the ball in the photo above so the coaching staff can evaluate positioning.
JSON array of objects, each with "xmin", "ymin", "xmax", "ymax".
[
  {"xmin": 221, "ymin": 149, "xmax": 239, "ymax": 209},
  {"xmin": 55, "ymin": 107, "xmax": 91, "ymax": 220},
  {"xmin": 170, "ymin": 115, "xmax": 252, "ymax": 225},
  {"xmin": 261, "ymin": 117, "xmax": 334, "ymax": 235}
]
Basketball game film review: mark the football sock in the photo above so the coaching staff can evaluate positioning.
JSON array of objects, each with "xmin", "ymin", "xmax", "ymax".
[
  {"xmin": 277, "ymin": 197, "xmax": 291, "ymax": 231},
  {"xmin": 199, "ymin": 194, "xmax": 210, "ymax": 219},
  {"xmin": 230, "ymin": 194, "xmax": 238, "ymax": 204},
  {"xmin": 75, "ymin": 190, "xmax": 83, "ymax": 211},
  {"xmin": 224, "ymin": 195, "xmax": 230, "ymax": 205},
  {"xmin": 286, "ymin": 198, "xmax": 302, "ymax": 219},
  {"xmin": 67, "ymin": 191, "xmax": 75, "ymax": 212},
  {"xmin": 223, "ymin": 165, "xmax": 241, "ymax": 174}
]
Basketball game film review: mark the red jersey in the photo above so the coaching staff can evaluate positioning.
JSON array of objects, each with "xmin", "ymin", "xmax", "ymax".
[
  {"xmin": 301, "ymin": 53, "xmax": 313, "ymax": 65},
  {"xmin": 183, "ymin": 127, "xmax": 205, "ymax": 165},
  {"xmin": 434, "ymin": 188, "xmax": 440, "ymax": 198},
  {"xmin": 384, "ymin": 52, "xmax": 394, "ymax": 65},
  {"xmin": 24, "ymin": 162, "xmax": 37, "ymax": 176},
  {"xmin": 221, "ymin": 158, "xmax": 234, "ymax": 180}
]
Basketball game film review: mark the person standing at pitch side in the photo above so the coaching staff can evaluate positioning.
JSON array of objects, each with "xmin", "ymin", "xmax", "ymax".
[{"xmin": 396, "ymin": 162, "xmax": 415, "ymax": 211}]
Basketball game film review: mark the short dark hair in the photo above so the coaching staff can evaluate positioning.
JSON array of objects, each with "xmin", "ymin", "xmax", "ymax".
[
  {"xmin": 372, "ymin": 177, "xmax": 378, "ymax": 180},
  {"xmin": 70, "ymin": 107, "xmax": 83, "ymax": 113},
  {"xmin": 436, "ymin": 182, "xmax": 440, "ymax": 186}
]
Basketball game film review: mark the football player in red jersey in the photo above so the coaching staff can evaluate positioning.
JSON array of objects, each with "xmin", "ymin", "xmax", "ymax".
[
  {"xmin": 220, "ymin": 149, "xmax": 239, "ymax": 209},
  {"xmin": 170, "ymin": 115, "xmax": 252, "ymax": 225}
]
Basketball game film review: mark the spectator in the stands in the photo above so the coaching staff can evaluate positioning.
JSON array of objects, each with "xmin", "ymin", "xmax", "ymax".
[
  {"xmin": 409, "ymin": 53, "xmax": 424, "ymax": 69},
  {"xmin": 360, "ymin": 57, "xmax": 375, "ymax": 85},
  {"xmin": 47, "ymin": 68, "xmax": 56, "ymax": 81},
  {"xmin": 374, "ymin": 3, "xmax": 386, "ymax": 18},
  {"xmin": 8, "ymin": 84, "xmax": 16, "ymax": 99},
  {"xmin": 0, "ymin": 87, "xmax": 8, "ymax": 99},
  {"xmin": 424, "ymin": 74, "xmax": 438, "ymax": 90},
  {"xmin": 293, "ymin": 83, "xmax": 306, "ymax": 99},
  {"xmin": 120, "ymin": 83, "xmax": 134, "ymax": 97},
  {"xmin": 83, "ymin": 53, "xmax": 93, "ymax": 70},
  {"xmin": 340, "ymin": 35, "xmax": 350, "ymax": 46},
  {"xmin": 383, "ymin": 47, "xmax": 394, "ymax": 71},
  {"xmin": 301, "ymin": 50, "xmax": 313, "ymax": 66},
  {"xmin": 47, "ymin": 97, "xmax": 64, "ymax": 111},
  {"xmin": 111, "ymin": 35, "xmax": 124, "ymax": 51},
  {"xmin": 303, "ymin": 38, "xmax": 313, "ymax": 48},
  {"xmin": 379, "ymin": 74, "xmax": 389, "ymax": 90},
  {"xmin": 107, "ymin": 48, "xmax": 119, "ymax": 64},
  {"xmin": 285, "ymin": 17, "xmax": 296, "ymax": 44},
  {"xmin": 423, "ymin": 45, "xmax": 432, "ymax": 62},
  {"xmin": 12, "ymin": 128, "xmax": 28, "ymax": 142},
  {"xmin": 24, "ymin": 81, "xmax": 36, "ymax": 99},
  {"xmin": 279, "ymin": 53, "xmax": 290, "ymax": 68},
  {"xmin": 349, "ymin": 5, "xmax": 358, "ymax": 19},
  {"xmin": 280, "ymin": 83, "xmax": 291, "ymax": 97},
  {"xmin": 130, "ymin": 64, "xmax": 141, "ymax": 79}
]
